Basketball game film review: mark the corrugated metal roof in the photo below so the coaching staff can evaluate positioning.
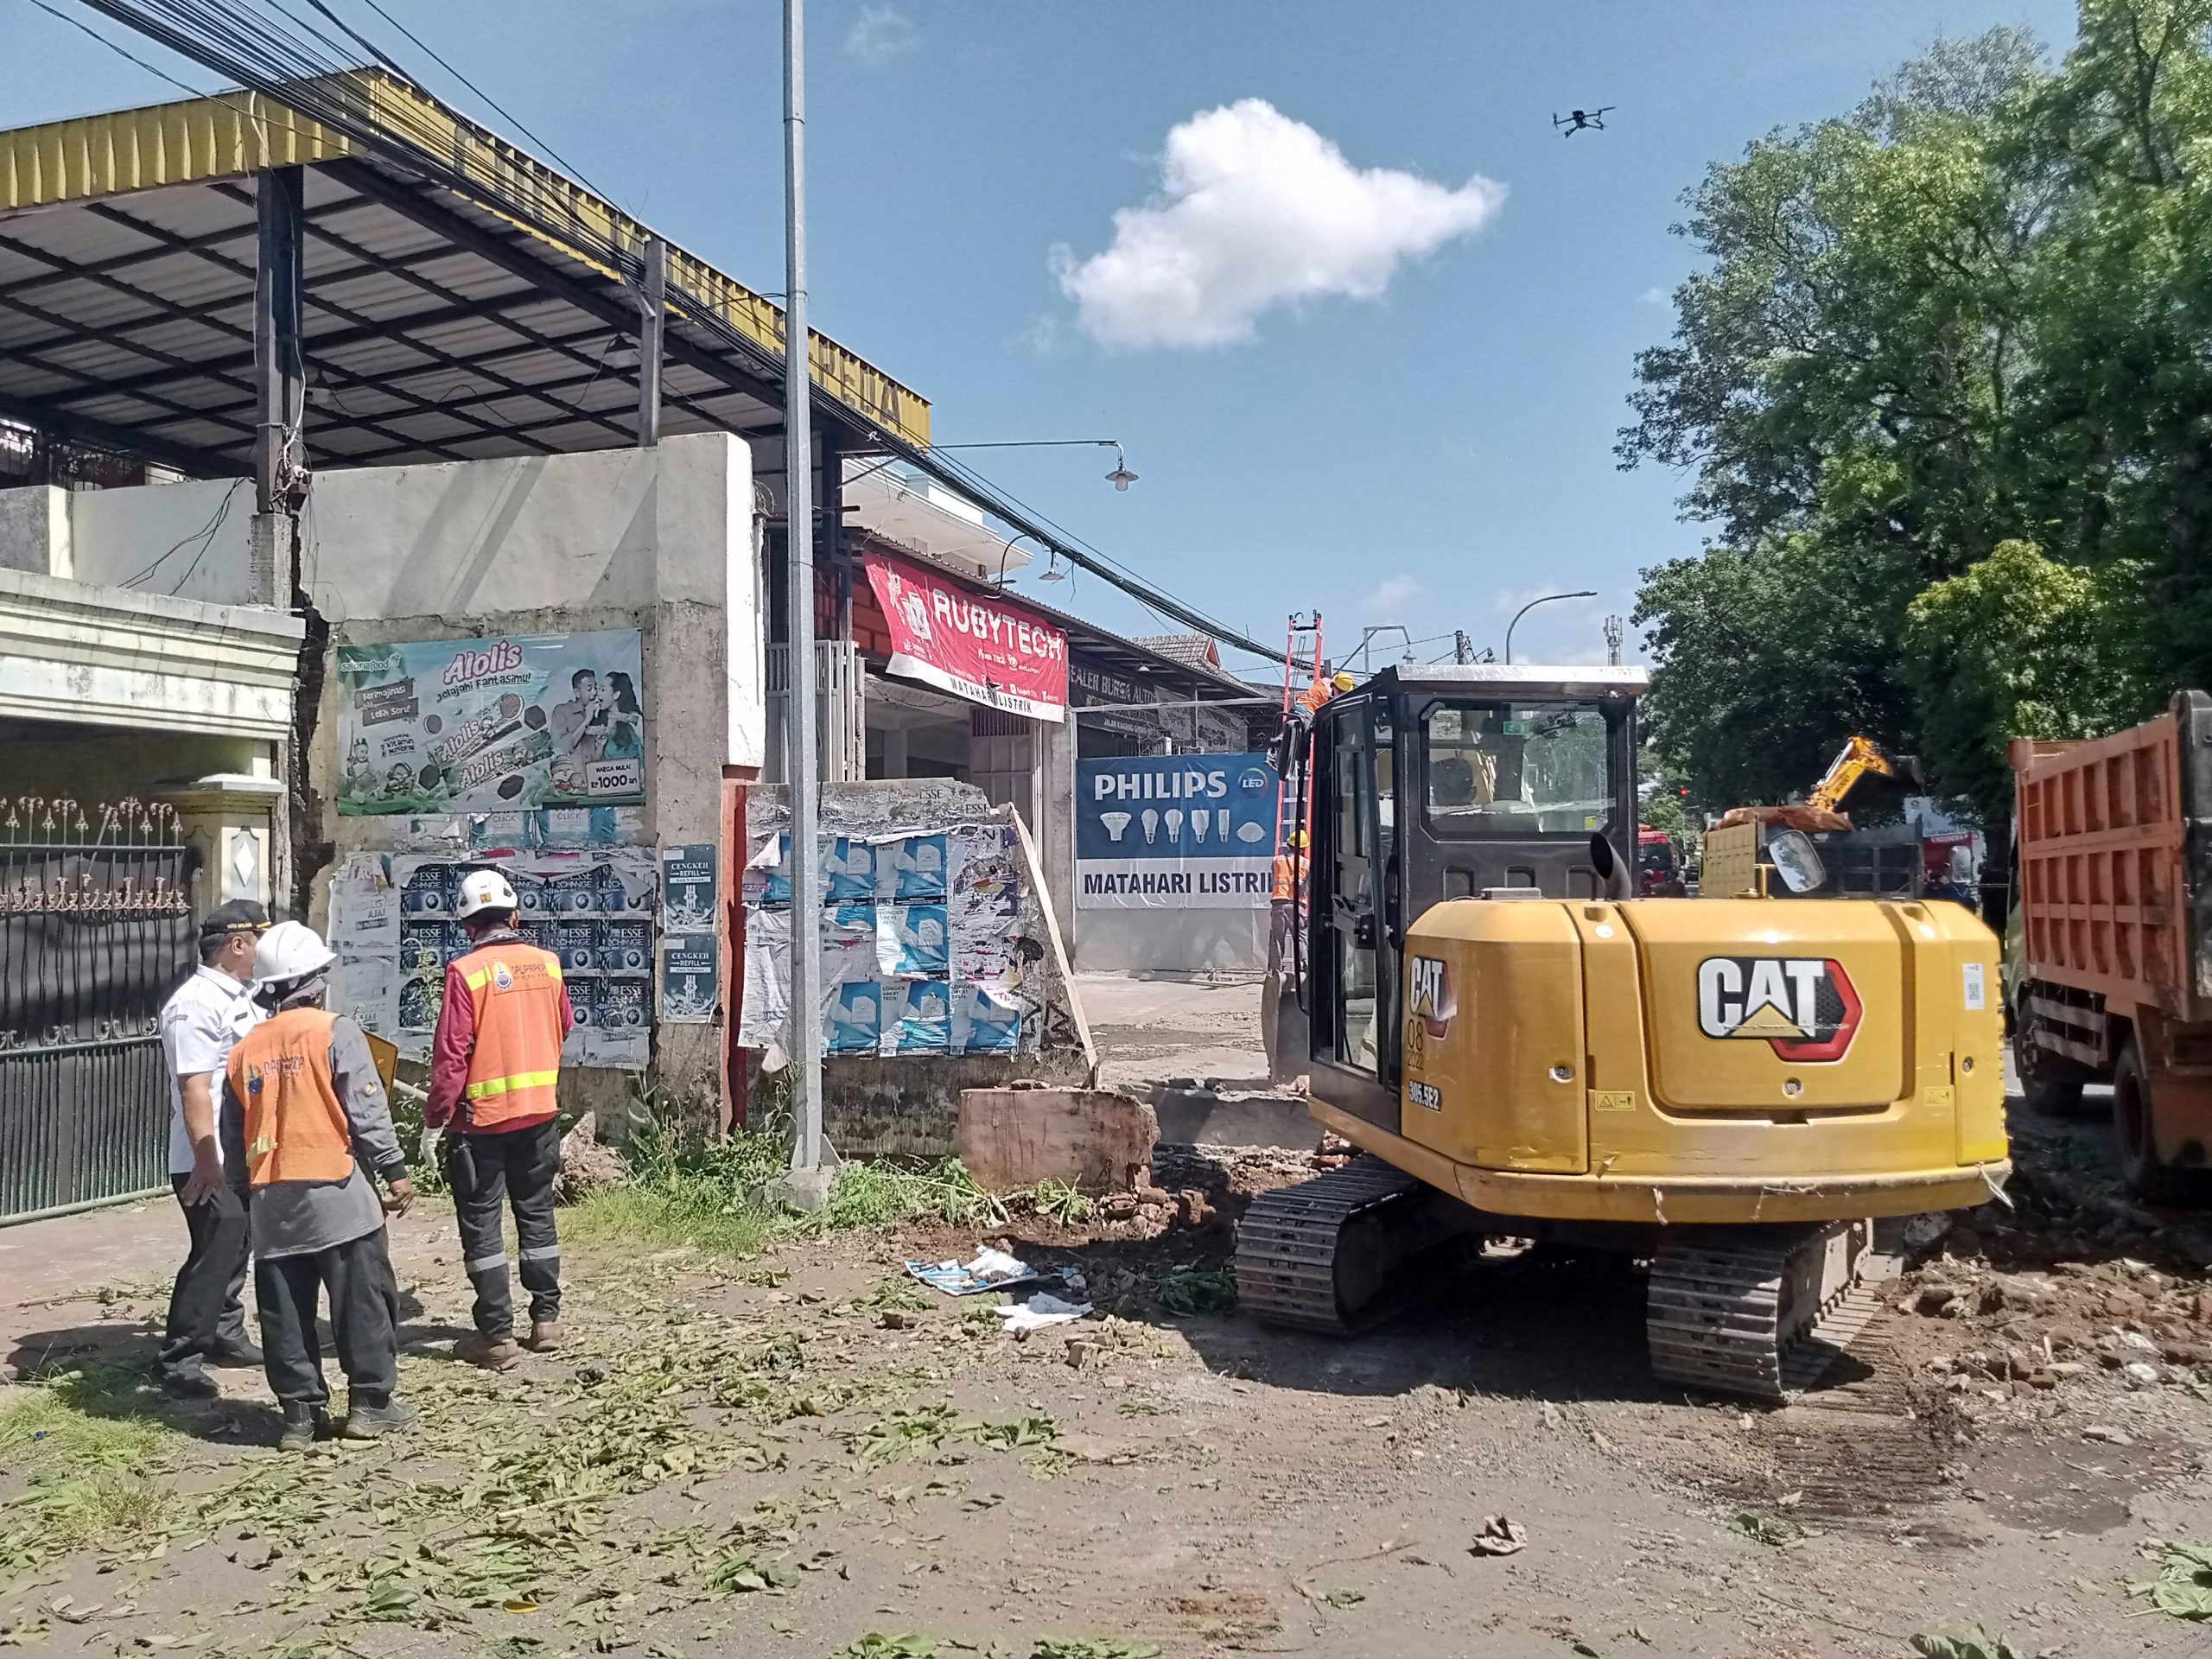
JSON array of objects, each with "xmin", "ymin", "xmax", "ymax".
[{"xmin": 0, "ymin": 71, "xmax": 927, "ymax": 472}]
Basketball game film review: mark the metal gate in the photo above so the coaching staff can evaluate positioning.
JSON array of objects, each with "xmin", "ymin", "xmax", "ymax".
[{"xmin": 1, "ymin": 798, "xmax": 194, "ymax": 1224}]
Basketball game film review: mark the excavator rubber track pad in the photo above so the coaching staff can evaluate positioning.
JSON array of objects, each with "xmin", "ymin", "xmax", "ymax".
[
  {"xmin": 1235, "ymin": 1155, "xmax": 1468, "ymax": 1335},
  {"xmin": 1646, "ymin": 1220, "xmax": 1897, "ymax": 1403}
]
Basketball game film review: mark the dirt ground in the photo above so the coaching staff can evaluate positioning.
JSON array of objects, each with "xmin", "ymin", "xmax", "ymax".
[{"xmin": 3, "ymin": 981, "xmax": 2211, "ymax": 1658}]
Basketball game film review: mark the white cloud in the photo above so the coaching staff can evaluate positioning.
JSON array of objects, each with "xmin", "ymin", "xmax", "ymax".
[
  {"xmin": 1363, "ymin": 574, "xmax": 1421, "ymax": 614},
  {"xmin": 1637, "ymin": 286, "xmax": 1669, "ymax": 308},
  {"xmin": 846, "ymin": 4, "xmax": 919, "ymax": 64},
  {"xmin": 1054, "ymin": 99, "xmax": 1505, "ymax": 349}
]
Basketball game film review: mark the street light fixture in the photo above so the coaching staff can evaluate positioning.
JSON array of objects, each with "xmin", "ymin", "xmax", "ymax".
[
  {"xmin": 924, "ymin": 437, "xmax": 1137, "ymax": 492},
  {"xmin": 1503, "ymin": 589, "xmax": 1599, "ymax": 664}
]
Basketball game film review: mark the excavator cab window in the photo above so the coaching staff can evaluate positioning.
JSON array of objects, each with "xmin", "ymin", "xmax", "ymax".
[{"xmin": 1421, "ymin": 702, "xmax": 1611, "ymax": 833}]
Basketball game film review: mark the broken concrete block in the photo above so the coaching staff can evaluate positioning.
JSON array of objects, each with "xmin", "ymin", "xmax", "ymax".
[{"xmin": 957, "ymin": 1084, "xmax": 1159, "ymax": 1195}]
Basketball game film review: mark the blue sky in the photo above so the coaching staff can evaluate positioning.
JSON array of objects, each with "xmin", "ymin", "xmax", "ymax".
[{"xmin": 5, "ymin": 0, "xmax": 2079, "ymax": 670}]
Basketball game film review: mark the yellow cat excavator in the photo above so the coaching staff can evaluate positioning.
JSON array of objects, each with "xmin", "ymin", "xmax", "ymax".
[{"xmin": 1243, "ymin": 666, "xmax": 2007, "ymax": 1398}]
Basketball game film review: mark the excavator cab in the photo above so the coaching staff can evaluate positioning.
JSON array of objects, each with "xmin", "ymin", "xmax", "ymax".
[{"xmin": 1289, "ymin": 664, "xmax": 1645, "ymax": 1119}]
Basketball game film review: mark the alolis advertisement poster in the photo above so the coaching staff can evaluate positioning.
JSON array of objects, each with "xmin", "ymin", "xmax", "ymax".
[{"xmin": 334, "ymin": 631, "xmax": 647, "ymax": 817}]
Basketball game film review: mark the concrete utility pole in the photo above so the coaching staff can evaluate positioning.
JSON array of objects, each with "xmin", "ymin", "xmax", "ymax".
[
  {"xmin": 1604, "ymin": 614, "xmax": 1624, "ymax": 666},
  {"xmin": 780, "ymin": 0, "xmax": 829, "ymax": 1198},
  {"xmin": 1453, "ymin": 629, "xmax": 1471, "ymax": 665}
]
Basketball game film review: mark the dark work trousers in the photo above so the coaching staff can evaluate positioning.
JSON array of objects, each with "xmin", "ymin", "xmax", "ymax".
[
  {"xmin": 444, "ymin": 1118, "xmax": 563, "ymax": 1339},
  {"xmin": 255, "ymin": 1229, "xmax": 400, "ymax": 1409},
  {"xmin": 157, "ymin": 1178, "xmax": 251, "ymax": 1384}
]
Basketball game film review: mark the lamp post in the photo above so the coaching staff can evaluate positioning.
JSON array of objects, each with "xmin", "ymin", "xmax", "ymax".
[
  {"xmin": 1503, "ymin": 590, "xmax": 1598, "ymax": 664},
  {"xmin": 779, "ymin": 0, "xmax": 829, "ymax": 1199}
]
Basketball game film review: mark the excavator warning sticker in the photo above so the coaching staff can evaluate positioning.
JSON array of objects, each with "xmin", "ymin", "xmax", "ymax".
[{"xmin": 1696, "ymin": 957, "xmax": 1861, "ymax": 1063}]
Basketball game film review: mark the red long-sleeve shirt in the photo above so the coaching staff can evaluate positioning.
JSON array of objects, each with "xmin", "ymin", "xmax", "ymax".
[{"xmin": 425, "ymin": 930, "xmax": 575, "ymax": 1131}]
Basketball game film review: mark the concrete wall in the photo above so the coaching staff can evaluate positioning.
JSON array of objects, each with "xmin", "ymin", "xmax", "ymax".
[
  {"xmin": 292, "ymin": 434, "xmax": 758, "ymax": 1117},
  {"xmin": 0, "ymin": 486, "xmax": 69, "ymax": 578},
  {"xmin": 70, "ymin": 476, "xmax": 251, "ymax": 606},
  {"xmin": 1075, "ymin": 906, "xmax": 1268, "ymax": 976}
]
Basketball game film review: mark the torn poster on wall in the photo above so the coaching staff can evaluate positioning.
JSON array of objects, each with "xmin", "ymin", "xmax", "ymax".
[
  {"xmin": 327, "ymin": 845, "xmax": 657, "ymax": 1070},
  {"xmin": 736, "ymin": 818, "xmax": 1034, "ymax": 1059}
]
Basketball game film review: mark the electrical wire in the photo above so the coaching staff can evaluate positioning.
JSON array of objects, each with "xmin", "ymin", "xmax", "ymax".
[
  {"xmin": 111, "ymin": 474, "xmax": 246, "ymax": 588},
  {"xmin": 55, "ymin": 0, "xmax": 1294, "ymax": 664}
]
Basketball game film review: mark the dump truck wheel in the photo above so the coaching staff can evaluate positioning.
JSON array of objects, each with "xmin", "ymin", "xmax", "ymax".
[
  {"xmin": 2112, "ymin": 1042, "xmax": 2188, "ymax": 1204},
  {"xmin": 2014, "ymin": 1023, "xmax": 2090, "ymax": 1117}
]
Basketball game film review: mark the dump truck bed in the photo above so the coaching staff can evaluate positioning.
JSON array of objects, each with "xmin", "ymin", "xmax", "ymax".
[{"xmin": 2011, "ymin": 693, "xmax": 2212, "ymax": 1020}]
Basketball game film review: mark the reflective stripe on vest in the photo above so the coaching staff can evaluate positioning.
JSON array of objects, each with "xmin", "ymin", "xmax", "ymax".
[
  {"xmin": 452, "ymin": 941, "xmax": 566, "ymax": 1129},
  {"xmin": 226, "ymin": 1007, "xmax": 351, "ymax": 1186}
]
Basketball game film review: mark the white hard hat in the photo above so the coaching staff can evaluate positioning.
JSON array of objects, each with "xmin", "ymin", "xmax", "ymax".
[
  {"xmin": 255, "ymin": 919, "xmax": 335, "ymax": 987},
  {"xmin": 457, "ymin": 868, "xmax": 521, "ymax": 918}
]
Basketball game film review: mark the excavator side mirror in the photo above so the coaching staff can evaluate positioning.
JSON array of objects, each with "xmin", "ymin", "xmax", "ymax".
[{"xmin": 1767, "ymin": 829, "xmax": 1827, "ymax": 894}]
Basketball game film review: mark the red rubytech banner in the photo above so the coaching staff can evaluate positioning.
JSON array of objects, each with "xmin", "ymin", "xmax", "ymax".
[{"xmin": 863, "ymin": 550, "xmax": 1069, "ymax": 722}]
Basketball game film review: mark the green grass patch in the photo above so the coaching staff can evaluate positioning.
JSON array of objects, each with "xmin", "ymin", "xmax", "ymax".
[
  {"xmin": 562, "ymin": 1181, "xmax": 777, "ymax": 1257},
  {"xmin": 0, "ymin": 1360, "xmax": 192, "ymax": 1574}
]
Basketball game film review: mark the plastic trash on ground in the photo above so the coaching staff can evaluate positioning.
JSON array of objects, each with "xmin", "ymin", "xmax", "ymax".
[
  {"xmin": 995, "ymin": 1292, "xmax": 1094, "ymax": 1333},
  {"xmin": 905, "ymin": 1246, "xmax": 1048, "ymax": 1296}
]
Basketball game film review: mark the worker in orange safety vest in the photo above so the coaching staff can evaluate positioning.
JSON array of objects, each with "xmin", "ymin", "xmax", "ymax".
[
  {"xmin": 1268, "ymin": 830, "xmax": 1308, "ymax": 976},
  {"xmin": 427, "ymin": 868, "xmax": 575, "ymax": 1371},
  {"xmin": 220, "ymin": 921, "xmax": 416, "ymax": 1450},
  {"xmin": 1294, "ymin": 668, "xmax": 1355, "ymax": 717}
]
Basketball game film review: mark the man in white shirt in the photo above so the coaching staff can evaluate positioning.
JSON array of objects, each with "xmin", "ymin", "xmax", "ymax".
[{"xmin": 156, "ymin": 900, "xmax": 269, "ymax": 1398}]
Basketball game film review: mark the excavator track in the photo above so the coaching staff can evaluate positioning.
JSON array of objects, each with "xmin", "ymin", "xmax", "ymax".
[
  {"xmin": 1236, "ymin": 1155, "xmax": 1468, "ymax": 1334},
  {"xmin": 1645, "ymin": 1220, "xmax": 1898, "ymax": 1402}
]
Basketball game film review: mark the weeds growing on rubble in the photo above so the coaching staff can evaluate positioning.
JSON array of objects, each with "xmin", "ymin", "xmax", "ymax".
[{"xmin": 563, "ymin": 1097, "xmax": 1043, "ymax": 1256}]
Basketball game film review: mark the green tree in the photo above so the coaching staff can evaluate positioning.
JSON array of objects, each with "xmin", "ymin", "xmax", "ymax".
[
  {"xmin": 1899, "ymin": 540, "xmax": 2153, "ymax": 823},
  {"xmin": 1632, "ymin": 536, "xmax": 1913, "ymax": 811},
  {"xmin": 1626, "ymin": 5, "xmax": 2212, "ymax": 822}
]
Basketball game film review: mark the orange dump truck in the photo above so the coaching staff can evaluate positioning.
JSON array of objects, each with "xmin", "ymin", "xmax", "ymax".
[{"xmin": 2010, "ymin": 693, "xmax": 2212, "ymax": 1198}]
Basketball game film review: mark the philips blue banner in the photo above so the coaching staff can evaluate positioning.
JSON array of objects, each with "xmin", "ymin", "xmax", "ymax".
[{"xmin": 1075, "ymin": 753, "xmax": 1281, "ymax": 909}]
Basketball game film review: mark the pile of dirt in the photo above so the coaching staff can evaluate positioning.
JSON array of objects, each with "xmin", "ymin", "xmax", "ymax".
[
  {"xmin": 1149, "ymin": 1136, "xmax": 1353, "ymax": 1217},
  {"xmin": 1890, "ymin": 1150, "xmax": 2212, "ymax": 1419}
]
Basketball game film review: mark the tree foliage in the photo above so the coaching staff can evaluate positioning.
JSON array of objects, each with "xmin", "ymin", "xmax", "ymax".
[
  {"xmin": 1623, "ymin": 2, "xmax": 2212, "ymax": 822},
  {"xmin": 1898, "ymin": 540, "xmax": 2150, "ymax": 823}
]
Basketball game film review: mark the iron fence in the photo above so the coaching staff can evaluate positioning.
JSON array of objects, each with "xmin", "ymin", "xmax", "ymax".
[{"xmin": 1, "ymin": 797, "xmax": 194, "ymax": 1224}]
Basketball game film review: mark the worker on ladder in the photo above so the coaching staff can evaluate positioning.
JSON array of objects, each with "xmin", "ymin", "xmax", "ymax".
[
  {"xmin": 1268, "ymin": 830, "xmax": 1308, "ymax": 976},
  {"xmin": 428, "ymin": 869, "xmax": 575, "ymax": 1370}
]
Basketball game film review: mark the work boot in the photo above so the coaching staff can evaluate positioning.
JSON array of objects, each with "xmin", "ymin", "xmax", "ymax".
[
  {"xmin": 276, "ymin": 1402, "xmax": 332, "ymax": 1451},
  {"xmin": 156, "ymin": 1365, "xmax": 219, "ymax": 1402},
  {"xmin": 524, "ymin": 1319, "xmax": 563, "ymax": 1354},
  {"xmin": 454, "ymin": 1332, "xmax": 523, "ymax": 1371},
  {"xmin": 340, "ymin": 1394, "xmax": 417, "ymax": 1440},
  {"xmin": 209, "ymin": 1336, "xmax": 264, "ymax": 1368}
]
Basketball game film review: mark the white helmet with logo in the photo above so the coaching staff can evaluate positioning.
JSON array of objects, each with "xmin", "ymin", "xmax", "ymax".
[
  {"xmin": 457, "ymin": 868, "xmax": 521, "ymax": 919},
  {"xmin": 255, "ymin": 919, "xmax": 335, "ymax": 988}
]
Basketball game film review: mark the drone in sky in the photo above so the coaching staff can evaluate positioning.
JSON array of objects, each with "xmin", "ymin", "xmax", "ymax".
[{"xmin": 1552, "ymin": 107, "xmax": 1614, "ymax": 136}]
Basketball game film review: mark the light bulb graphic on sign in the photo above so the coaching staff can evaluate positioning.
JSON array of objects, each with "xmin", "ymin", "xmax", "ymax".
[
  {"xmin": 1164, "ymin": 808, "xmax": 1184, "ymax": 842},
  {"xmin": 1100, "ymin": 811, "xmax": 1131, "ymax": 843},
  {"xmin": 1140, "ymin": 810, "xmax": 1159, "ymax": 845}
]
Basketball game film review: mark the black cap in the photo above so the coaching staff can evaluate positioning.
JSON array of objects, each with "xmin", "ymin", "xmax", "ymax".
[{"xmin": 198, "ymin": 899, "xmax": 270, "ymax": 942}]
